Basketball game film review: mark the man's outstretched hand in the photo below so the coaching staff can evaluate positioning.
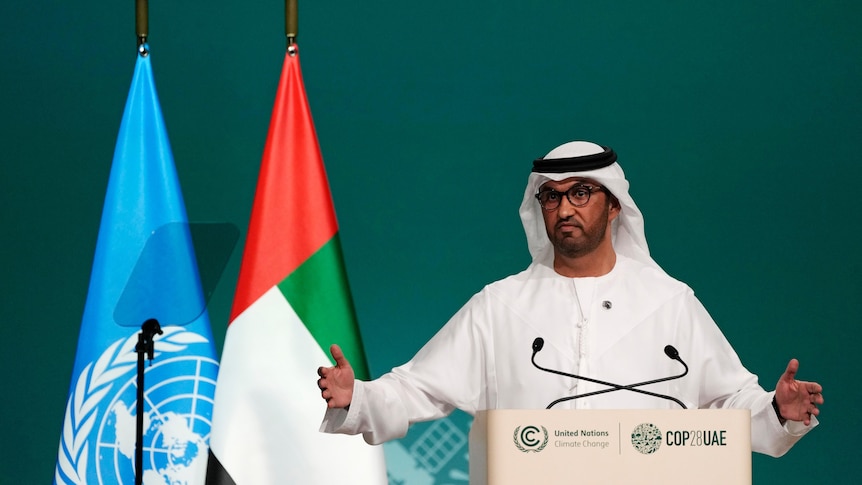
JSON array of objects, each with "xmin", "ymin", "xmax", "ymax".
[
  {"xmin": 774, "ymin": 359, "xmax": 823, "ymax": 426},
  {"xmin": 317, "ymin": 344, "xmax": 355, "ymax": 409}
]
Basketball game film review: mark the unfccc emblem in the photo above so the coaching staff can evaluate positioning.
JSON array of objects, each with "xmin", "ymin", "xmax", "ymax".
[{"xmin": 513, "ymin": 425, "xmax": 549, "ymax": 453}]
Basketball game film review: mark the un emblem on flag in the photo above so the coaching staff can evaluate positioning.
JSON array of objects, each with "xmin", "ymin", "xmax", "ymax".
[{"xmin": 56, "ymin": 327, "xmax": 218, "ymax": 485}]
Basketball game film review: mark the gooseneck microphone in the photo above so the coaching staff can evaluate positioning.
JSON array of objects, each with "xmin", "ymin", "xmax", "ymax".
[{"xmin": 531, "ymin": 337, "xmax": 689, "ymax": 409}]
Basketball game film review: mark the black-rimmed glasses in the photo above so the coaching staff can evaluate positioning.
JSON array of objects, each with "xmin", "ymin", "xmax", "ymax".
[{"xmin": 535, "ymin": 184, "xmax": 606, "ymax": 211}]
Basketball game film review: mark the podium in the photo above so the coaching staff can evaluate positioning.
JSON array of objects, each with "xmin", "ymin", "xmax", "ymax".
[{"xmin": 469, "ymin": 409, "xmax": 751, "ymax": 484}]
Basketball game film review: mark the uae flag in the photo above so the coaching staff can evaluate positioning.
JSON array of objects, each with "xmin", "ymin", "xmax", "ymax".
[{"xmin": 206, "ymin": 46, "xmax": 387, "ymax": 484}]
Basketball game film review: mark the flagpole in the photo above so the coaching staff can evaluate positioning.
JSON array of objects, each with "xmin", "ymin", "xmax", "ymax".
[
  {"xmin": 132, "ymin": 6, "xmax": 150, "ymax": 483},
  {"xmin": 136, "ymin": 0, "xmax": 148, "ymax": 55},
  {"xmin": 286, "ymin": 0, "xmax": 298, "ymax": 48}
]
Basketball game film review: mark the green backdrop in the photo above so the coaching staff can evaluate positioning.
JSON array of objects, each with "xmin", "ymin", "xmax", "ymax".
[{"xmin": 2, "ymin": 1, "xmax": 859, "ymax": 483}]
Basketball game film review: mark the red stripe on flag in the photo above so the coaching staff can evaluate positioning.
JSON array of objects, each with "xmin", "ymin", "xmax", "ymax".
[{"xmin": 230, "ymin": 49, "xmax": 338, "ymax": 321}]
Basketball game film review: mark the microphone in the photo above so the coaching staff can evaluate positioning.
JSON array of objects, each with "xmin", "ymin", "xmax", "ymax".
[
  {"xmin": 664, "ymin": 345, "xmax": 680, "ymax": 360},
  {"xmin": 531, "ymin": 338, "xmax": 688, "ymax": 409}
]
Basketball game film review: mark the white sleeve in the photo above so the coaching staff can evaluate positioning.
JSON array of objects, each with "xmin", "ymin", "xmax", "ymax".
[
  {"xmin": 741, "ymin": 390, "xmax": 818, "ymax": 457},
  {"xmin": 320, "ymin": 291, "xmax": 493, "ymax": 444},
  {"xmin": 682, "ymin": 293, "xmax": 818, "ymax": 456},
  {"xmin": 319, "ymin": 379, "xmax": 416, "ymax": 445}
]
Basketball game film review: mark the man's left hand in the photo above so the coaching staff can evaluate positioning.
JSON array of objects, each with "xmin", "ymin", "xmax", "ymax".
[{"xmin": 774, "ymin": 359, "xmax": 823, "ymax": 426}]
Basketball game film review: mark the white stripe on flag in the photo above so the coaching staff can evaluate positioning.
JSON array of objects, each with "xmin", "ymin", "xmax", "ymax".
[{"xmin": 210, "ymin": 286, "xmax": 387, "ymax": 484}]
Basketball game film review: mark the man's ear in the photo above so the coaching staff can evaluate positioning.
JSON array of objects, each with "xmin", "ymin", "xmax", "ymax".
[{"xmin": 608, "ymin": 195, "xmax": 621, "ymax": 221}]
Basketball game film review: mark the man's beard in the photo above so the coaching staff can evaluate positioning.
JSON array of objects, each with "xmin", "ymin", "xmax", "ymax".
[{"xmin": 548, "ymin": 206, "xmax": 611, "ymax": 259}]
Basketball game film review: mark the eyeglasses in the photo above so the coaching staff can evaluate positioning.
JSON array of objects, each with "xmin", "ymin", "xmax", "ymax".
[{"xmin": 535, "ymin": 184, "xmax": 607, "ymax": 211}]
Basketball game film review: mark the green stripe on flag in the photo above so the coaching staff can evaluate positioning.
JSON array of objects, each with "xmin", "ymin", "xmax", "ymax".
[{"xmin": 278, "ymin": 235, "xmax": 372, "ymax": 380}]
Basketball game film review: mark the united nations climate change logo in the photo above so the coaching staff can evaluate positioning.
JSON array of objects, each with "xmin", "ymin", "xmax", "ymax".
[
  {"xmin": 513, "ymin": 425, "xmax": 549, "ymax": 453},
  {"xmin": 56, "ymin": 327, "xmax": 217, "ymax": 485},
  {"xmin": 631, "ymin": 423, "xmax": 662, "ymax": 454}
]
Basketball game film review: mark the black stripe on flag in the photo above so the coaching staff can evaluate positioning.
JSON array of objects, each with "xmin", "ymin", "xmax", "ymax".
[{"xmin": 205, "ymin": 449, "xmax": 237, "ymax": 485}]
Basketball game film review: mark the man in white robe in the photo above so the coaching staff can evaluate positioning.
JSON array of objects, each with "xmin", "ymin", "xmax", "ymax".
[{"xmin": 316, "ymin": 141, "xmax": 823, "ymax": 457}]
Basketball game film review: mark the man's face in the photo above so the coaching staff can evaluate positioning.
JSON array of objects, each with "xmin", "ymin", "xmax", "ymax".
[{"xmin": 538, "ymin": 177, "xmax": 619, "ymax": 259}]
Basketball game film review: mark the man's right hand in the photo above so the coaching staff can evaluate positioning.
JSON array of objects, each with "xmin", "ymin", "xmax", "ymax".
[{"xmin": 317, "ymin": 344, "xmax": 355, "ymax": 409}]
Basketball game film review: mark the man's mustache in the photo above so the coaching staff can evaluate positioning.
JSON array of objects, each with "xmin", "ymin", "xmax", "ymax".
[{"xmin": 555, "ymin": 219, "xmax": 582, "ymax": 230}]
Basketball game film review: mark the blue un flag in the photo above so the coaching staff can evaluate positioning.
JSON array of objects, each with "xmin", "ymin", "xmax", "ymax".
[{"xmin": 54, "ymin": 47, "xmax": 221, "ymax": 485}]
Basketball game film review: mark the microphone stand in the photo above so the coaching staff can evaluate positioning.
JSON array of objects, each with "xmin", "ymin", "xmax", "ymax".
[
  {"xmin": 531, "ymin": 343, "xmax": 689, "ymax": 409},
  {"xmin": 134, "ymin": 318, "xmax": 163, "ymax": 485}
]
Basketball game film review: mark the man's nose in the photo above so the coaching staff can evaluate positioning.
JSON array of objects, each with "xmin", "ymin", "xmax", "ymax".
[{"xmin": 556, "ymin": 194, "xmax": 578, "ymax": 217}]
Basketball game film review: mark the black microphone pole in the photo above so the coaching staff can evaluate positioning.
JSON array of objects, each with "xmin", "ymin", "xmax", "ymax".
[
  {"xmin": 531, "ymin": 338, "xmax": 689, "ymax": 409},
  {"xmin": 135, "ymin": 318, "xmax": 163, "ymax": 485}
]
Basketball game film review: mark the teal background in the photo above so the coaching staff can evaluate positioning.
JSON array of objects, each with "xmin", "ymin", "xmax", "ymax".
[{"xmin": 2, "ymin": 1, "xmax": 859, "ymax": 483}]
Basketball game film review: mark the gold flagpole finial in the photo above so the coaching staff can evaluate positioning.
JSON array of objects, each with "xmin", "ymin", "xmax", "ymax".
[
  {"xmin": 136, "ymin": 0, "xmax": 149, "ymax": 55},
  {"xmin": 286, "ymin": 0, "xmax": 298, "ymax": 49}
]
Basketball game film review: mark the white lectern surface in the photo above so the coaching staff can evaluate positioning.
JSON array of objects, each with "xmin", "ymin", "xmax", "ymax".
[{"xmin": 469, "ymin": 409, "xmax": 751, "ymax": 485}]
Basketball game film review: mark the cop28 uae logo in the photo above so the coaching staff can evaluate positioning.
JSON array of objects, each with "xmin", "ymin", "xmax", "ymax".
[
  {"xmin": 513, "ymin": 425, "xmax": 549, "ymax": 453},
  {"xmin": 630, "ymin": 423, "xmax": 662, "ymax": 454}
]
